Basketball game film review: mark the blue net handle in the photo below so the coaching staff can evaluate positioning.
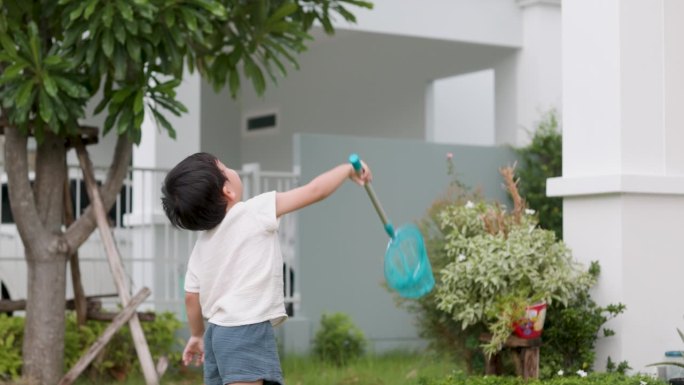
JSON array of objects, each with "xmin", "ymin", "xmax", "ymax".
[{"xmin": 349, "ymin": 153, "xmax": 395, "ymax": 238}]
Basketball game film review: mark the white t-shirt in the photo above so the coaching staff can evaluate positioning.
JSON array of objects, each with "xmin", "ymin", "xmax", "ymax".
[{"xmin": 184, "ymin": 191, "xmax": 287, "ymax": 327}]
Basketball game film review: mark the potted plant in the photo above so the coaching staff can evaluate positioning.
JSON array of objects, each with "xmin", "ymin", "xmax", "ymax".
[
  {"xmin": 434, "ymin": 166, "xmax": 596, "ymax": 357},
  {"xmin": 649, "ymin": 328, "xmax": 684, "ymax": 385}
]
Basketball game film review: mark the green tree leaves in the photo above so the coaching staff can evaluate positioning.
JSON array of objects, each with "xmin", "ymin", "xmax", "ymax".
[
  {"xmin": 0, "ymin": 0, "xmax": 372, "ymax": 144},
  {"xmin": 0, "ymin": 15, "xmax": 87, "ymax": 137}
]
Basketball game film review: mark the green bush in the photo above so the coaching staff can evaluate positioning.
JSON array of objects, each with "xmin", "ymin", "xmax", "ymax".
[
  {"xmin": 313, "ymin": 312, "xmax": 366, "ymax": 366},
  {"xmin": 402, "ymin": 183, "xmax": 486, "ymax": 373},
  {"xmin": 540, "ymin": 290, "xmax": 625, "ymax": 378},
  {"xmin": 0, "ymin": 315, "xmax": 23, "ymax": 380},
  {"xmin": 422, "ymin": 372, "xmax": 665, "ymax": 385},
  {"xmin": 434, "ymin": 174, "xmax": 596, "ymax": 356},
  {"xmin": 0, "ymin": 311, "xmax": 183, "ymax": 381},
  {"xmin": 515, "ymin": 110, "xmax": 563, "ymax": 239},
  {"xmin": 403, "ymin": 156, "xmax": 624, "ymax": 377}
]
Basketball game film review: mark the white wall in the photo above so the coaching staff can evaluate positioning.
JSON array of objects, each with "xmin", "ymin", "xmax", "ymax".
[
  {"xmin": 294, "ymin": 133, "xmax": 518, "ymax": 353},
  {"xmin": 563, "ymin": 194, "xmax": 684, "ymax": 373},
  {"xmin": 200, "ymin": 79, "xmax": 242, "ymax": 169},
  {"xmin": 136, "ymin": 71, "xmax": 202, "ymax": 170},
  {"xmin": 343, "ymin": 0, "xmax": 522, "ymax": 48},
  {"xmin": 550, "ymin": 0, "xmax": 684, "ymax": 373},
  {"xmin": 59, "ymin": 0, "xmax": 534, "ymax": 172},
  {"xmin": 426, "ymin": 69, "xmax": 495, "ymax": 146},
  {"xmin": 237, "ymin": 30, "xmax": 515, "ymax": 171},
  {"xmin": 66, "ymin": 90, "xmax": 119, "ymax": 168},
  {"xmin": 516, "ymin": 1, "xmax": 562, "ymax": 145}
]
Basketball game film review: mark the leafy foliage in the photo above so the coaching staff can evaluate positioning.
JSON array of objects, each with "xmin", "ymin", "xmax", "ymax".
[
  {"xmin": 420, "ymin": 371, "xmax": 666, "ymax": 385},
  {"xmin": 0, "ymin": 0, "xmax": 372, "ymax": 143},
  {"xmin": 434, "ymin": 169, "xmax": 596, "ymax": 357},
  {"xmin": 403, "ymin": 157, "xmax": 623, "ymax": 376},
  {"xmin": 540, "ymin": 292, "xmax": 625, "ymax": 378},
  {"xmin": 313, "ymin": 312, "xmax": 367, "ymax": 367},
  {"xmin": 515, "ymin": 110, "xmax": 563, "ymax": 239},
  {"xmin": 0, "ymin": 314, "xmax": 23, "ymax": 381},
  {"xmin": 0, "ymin": 311, "xmax": 183, "ymax": 381},
  {"xmin": 0, "ymin": 1, "xmax": 372, "ymax": 382},
  {"xmin": 605, "ymin": 357, "xmax": 631, "ymax": 375}
]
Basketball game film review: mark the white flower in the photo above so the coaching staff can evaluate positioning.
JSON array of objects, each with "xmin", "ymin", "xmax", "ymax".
[
  {"xmin": 525, "ymin": 209, "xmax": 536, "ymax": 215},
  {"xmin": 557, "ymin": 370, "xmax": 564, "ymax": 376},
  {"xmin": 446, "ymin": 152, "xmax": 454, "ymax": 160},
  {"xmin": 576, "ymin": 369, "xmax": 587, "ymax": 377},
  {"xmin": 640, "ymin": 381, "xmax": 647, "ymax": 385},
  {"xmin": 457, "ymin": 254, "xmax": 466, "ymax": 262},
  {"xmin": 465, "ymin": 201, "xmax": 475, "ymax": 209}
]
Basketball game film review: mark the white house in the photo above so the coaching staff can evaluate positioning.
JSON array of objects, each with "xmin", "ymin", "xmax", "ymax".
[
  {"xmin": 7, "ymin": 0, "xmax": 679, "ymax": 376},
  {"xmin": 123, "ymin": 0, "xmax": 565, "ymax": 357},
  {"xmin": 547, "ymin": 0, "xmax": 684, "ymax": 375}
]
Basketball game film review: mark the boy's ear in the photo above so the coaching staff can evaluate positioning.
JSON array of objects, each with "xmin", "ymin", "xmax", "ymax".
[{"xmin": 222, "ymin": 183, "xmax": 237, "ymax": 203}]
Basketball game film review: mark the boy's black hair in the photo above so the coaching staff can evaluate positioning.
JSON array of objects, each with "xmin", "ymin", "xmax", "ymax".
[{"xmin": 161, "ymin": 152, "xmax": 229, "ymax": 231}]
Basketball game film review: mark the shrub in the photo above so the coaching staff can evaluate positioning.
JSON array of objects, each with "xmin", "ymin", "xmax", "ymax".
[
  {"xmin": 0, "ymin": 315, "xmax": 23, "ymax": 381},
  {"xmin": 540, "ymin": 291, "xmax": 625, "ymax": 378},
  {"xmin": 434, "ymin": 166, "xmax": 596, "ymax": 357},
  {"xmin": 404, "ymin": 156, "xmax": 624, "ymax": 377},
  {"xmin": 0, "ymin": 311, "xmax": 183, "ymax": 381},
  {"xmin": 421, "ymin": 372, "xmax": 665, "ymax": 385},
  {"xmin": 515, "ymin": 110, "xmax": 563, "ymax": 239},
  {"xmin": 313, "ymin": 312, "xmax": 366, "ymax": 366}
]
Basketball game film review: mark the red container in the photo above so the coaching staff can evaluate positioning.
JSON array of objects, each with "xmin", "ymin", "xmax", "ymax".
[{"xmin": 513, "ymin": 301, "xmax": 547, "ymax": 339}]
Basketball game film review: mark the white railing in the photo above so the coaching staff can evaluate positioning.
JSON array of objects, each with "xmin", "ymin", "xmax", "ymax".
[{"xmin": 0, "ymin": 163, "xmax": 300, "ymax": 320}]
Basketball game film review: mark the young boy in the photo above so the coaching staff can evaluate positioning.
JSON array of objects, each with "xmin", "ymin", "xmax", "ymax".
[{"xmin": 161, "ymin": 152, "xmax": 372, "ymax": 385}]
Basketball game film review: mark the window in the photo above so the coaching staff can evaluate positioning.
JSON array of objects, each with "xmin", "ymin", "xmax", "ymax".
[{"xmin": 242, "ymin": 109, "xmax": 279, "ymax": 136}]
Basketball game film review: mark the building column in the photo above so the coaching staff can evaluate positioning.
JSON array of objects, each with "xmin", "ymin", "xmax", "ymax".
[
  {"xmin": 129, "ymin": 71, "xmax": 203, "ymax": 313},
  {"xmin": 507, "ymin": 0, "xmax": 562, "ymax": 146},
  {"xmin": 548, "ymin": 0, "xmax": 684, "ymax": 373}
]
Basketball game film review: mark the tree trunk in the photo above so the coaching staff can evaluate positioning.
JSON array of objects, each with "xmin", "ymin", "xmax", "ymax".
[
  {"xmin": 22, "ymin": 250, "xmax": 69, "ymax": 384},
  {"xmin": 8, "ymin": 129, "xmax": 69, "ymax": 384},
  {"xmin": 3, "ymin": 123, "xmax": 132, "ymax": 385}
]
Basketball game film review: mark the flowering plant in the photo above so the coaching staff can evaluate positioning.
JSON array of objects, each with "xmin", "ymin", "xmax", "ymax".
[{"xmin": 434, "ymin": 164, "xmax": 596, "ymax": 357}]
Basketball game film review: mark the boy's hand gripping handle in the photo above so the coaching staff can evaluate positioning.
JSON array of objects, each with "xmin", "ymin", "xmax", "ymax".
[{"xmin": 349, "ymin": 153, "xmax": 395, "ymax": 238}]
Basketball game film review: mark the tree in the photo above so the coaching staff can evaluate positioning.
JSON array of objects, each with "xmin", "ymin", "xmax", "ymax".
[{"xmin": 0, "ymin": 0, "xmax": 372, "ymax": 383}]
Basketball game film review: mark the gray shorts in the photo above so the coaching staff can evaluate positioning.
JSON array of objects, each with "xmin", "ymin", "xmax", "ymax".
[{"xmin": 204, "ymin": 321, "xmax": 284, "ymax": 385}]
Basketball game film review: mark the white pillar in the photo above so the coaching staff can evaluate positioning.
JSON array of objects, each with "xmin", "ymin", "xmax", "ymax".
[
  {"xmin": 130, "ymin": 71, "xmax": 202, "ymax": 311},
  {"xmin": 514, "ymin": 0, "xmax": 562, "ymax": 145},
  {"xmin": 134, "ymin": 70, "xmax": 202, "ymax": 170},
  {"xmin": 548, "ymin": 0, "xmax": 684, "ymax": 373}
]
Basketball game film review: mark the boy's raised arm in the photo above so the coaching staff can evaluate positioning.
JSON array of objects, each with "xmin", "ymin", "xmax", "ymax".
[{"xmin": 276, "ymin": 162, "xmax": 371, "ymax": 218}]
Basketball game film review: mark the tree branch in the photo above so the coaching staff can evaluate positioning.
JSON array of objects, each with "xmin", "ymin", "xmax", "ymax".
[
  {"xmin": 3, "ymin": 124, "xmax": 50, "ymax": 257},
  {"xmin": 34, "ymin": 131, "xmax": 67, "ymax": 233},
  {"xmin": 65, "ymin": 134, "xmax": 133, "ymax": 250}
]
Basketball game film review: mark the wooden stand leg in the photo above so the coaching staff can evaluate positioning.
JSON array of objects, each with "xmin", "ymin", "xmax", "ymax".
[
  {"xmin": 58, "ymin": 288, "xmax": 151, "ymax": 385},
  {"xmin": 522, "ymin": 346, "xmax": 540, "ymax": 380},
  {"xmin": 485, "ymin": 354, "xmax": 499, "ymax": 375},
  {"xmin": 480, "ymin": 333, "xmax": 541, "ymax": 379},
  {"xmin": 484, "ymin": 353, "xmax": 500, "ymax": 375},
  {"xmin": 76, "ymin": 142, "xmax": 159, "ymax": 385},
  {"xmin": 512, "ymin": 348, "xmax": 523, "ymax": 377}
]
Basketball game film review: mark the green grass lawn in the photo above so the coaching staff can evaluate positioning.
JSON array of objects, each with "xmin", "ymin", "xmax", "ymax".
[
  {"xmin": 69, "ymin": 352, "xmax": 460, "ymax": 385},
  {"xmin": 282, "ymin": 351, "xmax": 460, "ymax": 385}
]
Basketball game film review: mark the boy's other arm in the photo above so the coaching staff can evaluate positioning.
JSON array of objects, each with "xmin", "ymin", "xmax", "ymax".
[
  {"xmin": 185, "ymin": 292, "xmax": 204, "ymax": 337},
  {"xmin": 183, "ymin": 291, "xmax": 205, "ymax": 366},
  {"xmin": 276, "ymin": 162, "xmax": 371, "ymax": 217}
]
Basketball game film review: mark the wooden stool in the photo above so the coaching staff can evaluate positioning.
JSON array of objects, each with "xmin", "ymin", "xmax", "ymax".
[{"xmin": 480, "ymin": 333, "xmax": 541, "ymax": 379}]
